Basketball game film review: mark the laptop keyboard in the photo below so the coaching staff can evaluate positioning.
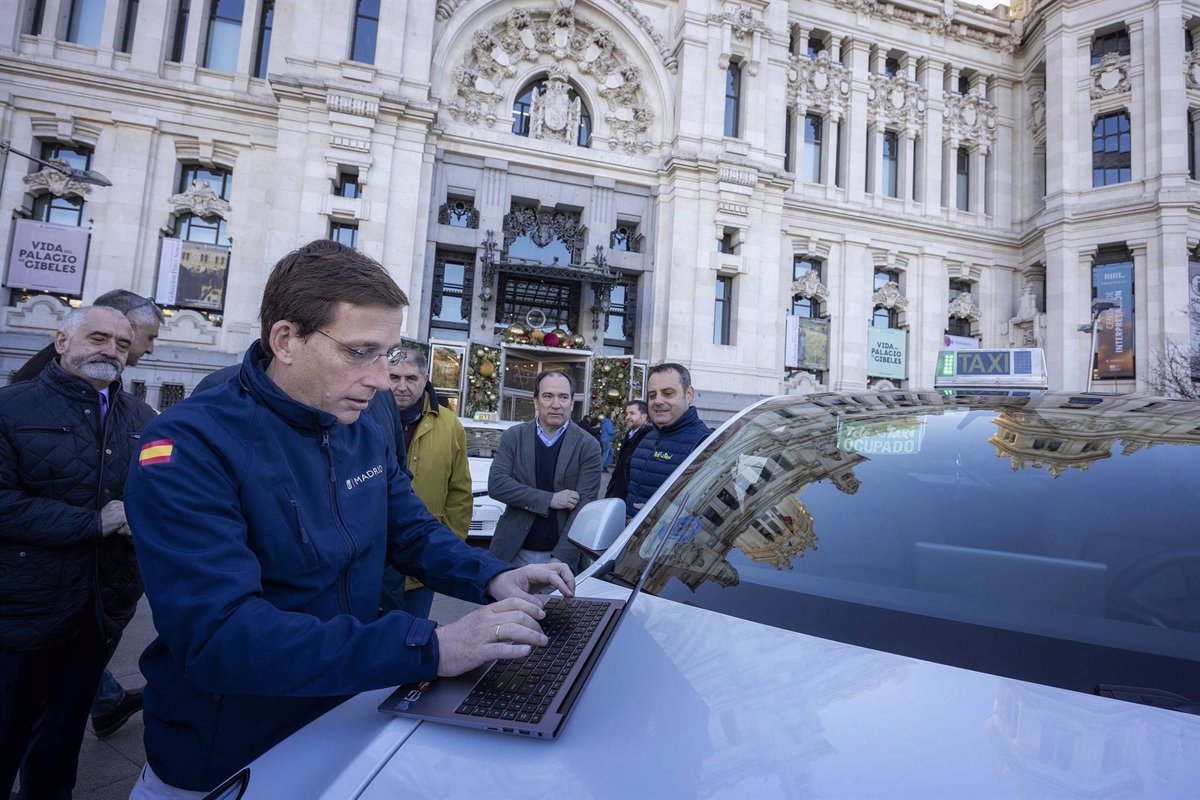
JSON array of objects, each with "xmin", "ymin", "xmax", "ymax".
[{"xmin": 455, "ymin": 597, "xmax": 611, "ymax": 725}]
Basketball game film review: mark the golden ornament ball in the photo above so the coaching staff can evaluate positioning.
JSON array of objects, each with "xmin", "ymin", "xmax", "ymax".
[
  {"xmin": 570, "ymin": 333, "xmax": 586, "ymax": 348},
  {"xmin": 531, "ymin": 330, "xmax": 546, "ymax": 344},
  {"xmin": 506, "ymin": 323, "xmax": 526, "ymax": 339},
  {"xmin": 479, "ymin": 360, "xmax": 495, "ymax": 378},
  {"xmin": 606, "ymin": 388, "xmax": 621, "ymax": 399}
]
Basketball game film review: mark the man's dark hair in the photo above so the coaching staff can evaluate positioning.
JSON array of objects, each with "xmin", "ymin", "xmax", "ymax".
[
  {"xmin": 400, "ymin": 348, "xmax": 428, "ymax": 373},
  {"xmin": 648, "ymin": 362, "xmax": 692, "ymax": 391},
  {"xmin": 534, "ymin": 369, "xmax": 574, "ymax": 397},
  {"xmin": 626, "ymin": 400, "xmax": 649, "ymax": 415},
  {"xmin": 259, "ymin": 239, "xmax": 408, "ymax": 350},
  {"xmin": 94, "ymin": 289, "xmax": 165, "ymax": 324}
]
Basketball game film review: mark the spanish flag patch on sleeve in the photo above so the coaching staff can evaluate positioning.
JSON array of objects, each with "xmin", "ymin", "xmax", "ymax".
[{"xmin": 139, "ymin": 438, "xmax": 174, "ymax": 466}]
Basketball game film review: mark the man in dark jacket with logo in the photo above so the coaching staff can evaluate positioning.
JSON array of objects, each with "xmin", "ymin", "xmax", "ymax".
[
  {"xmin": 124, "ymin": 240, "xmax": 572, "ymax": 796},
  {"xmin": 605, "ymin": 400, "xmax": 652, "ymax": 502},
  {"xmin": 624, "ymin": 363, "xmax": 711, "ymax": 518},
  {"xmin": 0, "ymin": 306, "xmax": 155, "ymax": 799}
]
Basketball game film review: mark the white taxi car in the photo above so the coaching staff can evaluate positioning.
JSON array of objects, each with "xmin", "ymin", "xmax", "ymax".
[
  {"xmin": 208, "ymin": 390, "xmax": 1200, "ymax": 799},
  {"xmin": 460, "ymin": 417, "xmax": 516, "ymax": 544}
]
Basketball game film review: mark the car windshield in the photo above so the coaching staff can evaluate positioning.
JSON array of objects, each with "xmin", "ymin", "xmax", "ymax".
[
  {"xmin": 612, "ymin": 391, "xmax": 1200, "ymax": 704},
  {"xmin": 463, "ymin": 422, "xmax": 509, "ymax": 458}
]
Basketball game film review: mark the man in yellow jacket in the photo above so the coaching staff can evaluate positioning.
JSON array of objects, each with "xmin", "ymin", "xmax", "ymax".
[{"xmin": 384, "ymin": 350, "xmax": 473, "ymax": 617}]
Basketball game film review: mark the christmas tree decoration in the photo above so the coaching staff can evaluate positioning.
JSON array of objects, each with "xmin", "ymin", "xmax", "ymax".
[
  {"xmin": 589, "ymin": 356, "xmax": 632, "ymax": 424},
  {"xmin": 466, "ymin": 343, "xmax": 501, "ymax": 416}
]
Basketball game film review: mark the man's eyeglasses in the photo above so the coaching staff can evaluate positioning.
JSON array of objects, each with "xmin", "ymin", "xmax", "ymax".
[{"xmin": 314, "ymin": 329, "xmax": 406, "ymax": 367}]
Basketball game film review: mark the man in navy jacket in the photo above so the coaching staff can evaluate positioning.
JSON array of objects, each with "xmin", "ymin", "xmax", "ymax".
[
  {"xmin": 0, "ymin": 306, "xmax": 155, "ymax": 799},
  {"xmin": 625, "ymin": 363, "xmax": 711, "ymax": 518},
  {"xmin": 125, "ymin": 240, "xmax": 572, "ymax": 795}
]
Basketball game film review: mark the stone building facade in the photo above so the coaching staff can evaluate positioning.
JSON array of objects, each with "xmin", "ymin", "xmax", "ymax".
[{"xmin": 1, "ymin": 0, "xmax": 1197, "ymax": 417}]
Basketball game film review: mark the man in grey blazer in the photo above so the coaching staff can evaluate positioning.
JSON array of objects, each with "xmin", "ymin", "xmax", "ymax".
[{"xmin": 488, "ymin": 371, "xmax": 602, "ymax": 572}]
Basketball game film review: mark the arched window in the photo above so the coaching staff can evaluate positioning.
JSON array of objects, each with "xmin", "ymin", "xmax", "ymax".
[{"xmin": 511, "ymin": 76, "xmax": 592, "ymax": 148}]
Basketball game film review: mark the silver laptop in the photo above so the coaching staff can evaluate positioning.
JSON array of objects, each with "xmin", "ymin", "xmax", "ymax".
[{"xmin": 378, "ymin": 492, "xmax": 693, "ymax": 739}]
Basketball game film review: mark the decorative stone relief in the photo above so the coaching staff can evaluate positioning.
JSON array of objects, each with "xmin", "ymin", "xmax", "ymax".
[
  {"xmin": 948, "ymin": 291, "xmax": 981, "ymax": 323},
  {"xmin": 784, "ymin": 370, "xmax": 822, "ymax": 395},
  {"xmin": 790, "ymin": 269, "xmax": 829, "ymax": 304},
  {"xmin": 706, "ymin": 4, "xmax": 767, "ymax": 40},
  {"xmin": 832, "ymin": 0, "xmax": 1019, "ymax": 55},
  {"xmin": 1028, "ymin": 85, "xmax": 1046, "ymax": 143},
  {"xmin": 788, "ymin": 51, "xmax": 851, "ymax": 119},
  {"xmin": 1186, "ymin": 51, "xmax": 1200, "ymax": 90},
  {"xmin": 1006, "ymin": 282, "xmax": 1045, "ymax": 348},
  {"xmin": 871, "ymin": 281, "xmax": 908, "ymax": 311},
  {"xmin": 531, "ymin": 65, "xmax": 583, "ymax": 144},
  {"xmin": 943, "ymin": 90, "xmax": 998, "ymax": 153},
  {"xmin": 22, "ymin": 159, "xmax": 94, "ymax": 199},
  {"xmin": 168, "ymin": 179, "xmax": 232, "ymax": 220},
  {"xmin": 867, "ymin": 74, "xmax": 927, "ymax": 135},
  {"xmin": 158, "ymin": 309, "xmax": 218, "ymax": 346},
  {"xmin": 718, "ymin": 167, "xmax": 757, "ymax": 187},
  {"xmin": 1090, "ymin": 53, "xmax": 1130, "ymax": 100},
  {"xmin": 327, "ymin": 93, "xmax": 379, "ymax": 118},
  {"xmin": 447, "ymin": 2, "xmax": 656, "ymax": 154},
  {"xmin": 5, "ymin": 294, "xmax": 69, "ymax": 332}
]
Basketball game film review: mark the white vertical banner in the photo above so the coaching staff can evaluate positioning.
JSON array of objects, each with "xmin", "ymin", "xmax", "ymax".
[{"xmin": 156, "ymin": 237, "xmax": 183, "ymax": 306}]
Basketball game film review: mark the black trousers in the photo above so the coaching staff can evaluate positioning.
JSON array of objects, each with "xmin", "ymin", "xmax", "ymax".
[{"xmin": 0, "ymin": 619, "xmax": 108, "ymax": 800}]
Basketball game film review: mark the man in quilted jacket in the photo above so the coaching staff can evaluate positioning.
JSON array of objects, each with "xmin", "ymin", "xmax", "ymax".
[{"xmin": 0, "ymin": 305, "xmax": 156, "ymax": 799}]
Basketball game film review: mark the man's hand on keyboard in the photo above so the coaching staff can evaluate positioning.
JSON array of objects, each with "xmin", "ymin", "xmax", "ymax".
[
  {"xmin": 436, "ymin": 597, "xmax": 549, "ymax": 677},
  {"xmin": 488, "ymin": 563, "xmax": 576, "ymax": 606}
]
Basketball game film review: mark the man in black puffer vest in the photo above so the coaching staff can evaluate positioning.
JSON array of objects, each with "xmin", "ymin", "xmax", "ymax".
[
  {"xmin": 624, "ymin": 363, "xmax": 711, "ymax": 518},
  {"xmin": 0, "ymin": 306, "xmax": 156, "ymax": 800}
]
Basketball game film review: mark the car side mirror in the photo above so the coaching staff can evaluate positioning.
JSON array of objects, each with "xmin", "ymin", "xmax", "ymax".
[{"xmin": 567, "ymin": 498, "xmax": 627, "ymax": 556}]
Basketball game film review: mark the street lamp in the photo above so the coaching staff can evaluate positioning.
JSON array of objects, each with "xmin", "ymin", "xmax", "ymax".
[
  {"xmin": 0, "ymin": 139, "xmax": 112, "ymax": 187},
  {"xmin": 1077, "ymin": 299, "xmax": 1117, "ymax": 393}
]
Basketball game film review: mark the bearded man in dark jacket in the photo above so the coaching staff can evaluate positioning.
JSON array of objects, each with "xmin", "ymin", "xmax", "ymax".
[
  {"xmin": 0, "ymin": 306, "xmax": 156, "ymax": 800},
  {"xmin": 624, "ymin": 363, "xmax": 711, "ymax": 518}
]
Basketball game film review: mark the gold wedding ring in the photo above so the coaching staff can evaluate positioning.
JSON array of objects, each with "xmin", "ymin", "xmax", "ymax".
[{"xmin": 495, "ymin": 624, "xmax": 502, "ymax": 642}]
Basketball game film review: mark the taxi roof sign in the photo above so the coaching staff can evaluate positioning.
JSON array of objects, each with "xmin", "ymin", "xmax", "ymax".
[{"xmin": 934, "ymin": 348, "xmax": 1047, "ymax": 389}]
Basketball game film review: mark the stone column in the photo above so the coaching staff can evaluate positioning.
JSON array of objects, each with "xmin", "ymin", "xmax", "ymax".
[
  {"xmin": 970, "ymin": 147, "xmax": 986, "ymax": 221},
  {"xmin": 32, "ymin": 0, "xmax": 64, "ymax": 57},
  {"xmin": 844, "ymin": 39, "xmax": 870, "ymax": 204},
  {"xmin": 130, "ymin": 0, "xmax": 170, "ymax": 74},
  {"xmin": 822, "ymin": 114, "xmax": 840, "ymax": 192},
  {"xmin": 920, "ymin": 57, "xmax": 944, "ymax": 213},
  {"xmin": 793, "ymin": 104, "xmax": 806, "ymax": 182},
  {"xmin": 94, "ymin": 0, "xmax": 122, "ymax": 67},
  {"xmin": 179, "ymin": 0, "xmax": 205, "ymax": 80},
  {"xmin": 899, "ymin": 131, "xmax": 915, "ymax": 204},
  {"xmin": 990, "ymin": 76, "xmax": 1014, "ymax": 227},
  {"xmin": 1127, "ymin": 18, "xmax": 1147, "ymax": 182},
  {"xmin": 1128, "ymin": 240, "xmax": 1150, "ymax": 391}
]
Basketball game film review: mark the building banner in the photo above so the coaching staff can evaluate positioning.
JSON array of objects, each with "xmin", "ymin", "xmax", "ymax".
[
  {"xmin": 157, "ymin": 238, "xmax": 230, "ymax": 311},
  {"xmin": 867, "ymin": 327, "xmax": 906, "ymax": 380},
  {"xmin": 1093, "ymin": 261, "xmax": 1135, "ymax": 379},
  {"xmin": 5, "ymin": 219, "xmax": 89, "ymax": 295},
  {"xmin": 786, "ymin": 316, "xmax": 830, "ymax": 371}
]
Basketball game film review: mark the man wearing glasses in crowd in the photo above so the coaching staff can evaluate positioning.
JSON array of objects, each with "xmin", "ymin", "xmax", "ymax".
[{"xmin": 124, "ymin": 240, "xmax": 572, "ymax": 797}]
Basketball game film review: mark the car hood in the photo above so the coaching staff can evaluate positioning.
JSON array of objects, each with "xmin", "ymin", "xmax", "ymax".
[{"xmin": 249, "ymin": 577, "xmax": 1200, "ymax": 800}]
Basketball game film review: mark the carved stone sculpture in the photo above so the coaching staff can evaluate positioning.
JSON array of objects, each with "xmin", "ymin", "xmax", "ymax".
[
  {"xmin": 168, "ymin": 179, "xmax": 232, "ymax": 220},
  {"xmin": 531, "ymin": 66, "xmax": 582, "ymax": 144},
  {"xmin": 22, "ymin": 159, "xmax": 93, "ymax": 199}
]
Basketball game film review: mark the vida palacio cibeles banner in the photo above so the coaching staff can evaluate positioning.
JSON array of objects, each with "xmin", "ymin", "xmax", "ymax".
[
  {"xmin": 867, "ymin": 326, "xmax": 907, "ymax": 380},
  {"xmin": 1093, "ymin": 261, "xmax": 1135, "ymax": 380},
  {"xmin": 5, "ymin": 219, "xmax": 89, "ymax": 295}
]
